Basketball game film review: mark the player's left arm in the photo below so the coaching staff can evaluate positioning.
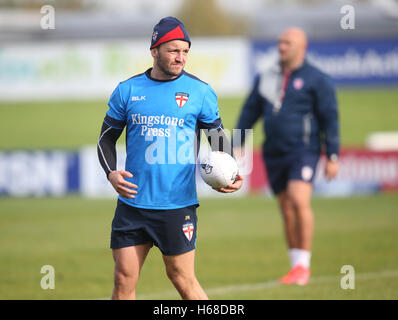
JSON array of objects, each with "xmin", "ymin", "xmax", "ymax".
[
  {"xmin": 198, "ymin": 121, "xmax": 243, "ymax": 193},
  {"xmin": 197, "ymin": 85, "xmax": 235, "ymax": 156},
  {"xmin": 314, "ymin": 74, "xmax": 340, "ymax": 180},
  {"xmin": 199, "ymin": 121, "xmax": 233, "ymax": 156},
  {"xmin": 198, "ymin": 86, "xmax": 243, "ymax": 192}
]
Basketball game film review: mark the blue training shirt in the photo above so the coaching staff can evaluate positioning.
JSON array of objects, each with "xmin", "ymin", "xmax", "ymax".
[{"xmin": 105, "ymin": 68, "xmax": 221, "ymax": 210}]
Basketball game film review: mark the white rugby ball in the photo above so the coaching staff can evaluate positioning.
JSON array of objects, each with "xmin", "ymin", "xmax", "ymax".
[{"xmin": 199, "ymin": 151, "xmax": 239, "ymax": 189}]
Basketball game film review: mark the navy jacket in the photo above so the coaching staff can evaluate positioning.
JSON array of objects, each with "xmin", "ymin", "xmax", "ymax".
[{"xmin": 235, "ymin": 60, "xmax": 340, "ymax": 159}]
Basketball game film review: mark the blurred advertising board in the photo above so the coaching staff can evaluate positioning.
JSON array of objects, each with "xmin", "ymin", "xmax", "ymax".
[
  {"xmin": 0, "ymin": 150, "xmax": 79, "ymax": 197},
  {"xmin": 2, "ymin": 38, "xmax": 397, "ymax": 102},
  {"xmin": 0, "ymin": 38, "xmax": 249, "ymax": 101},
  {"xmin": 252, "ymin": 39, "xmax": 398, "ymax": 85},
  {"xmin": 250, "ymin": 149, "xmax": 398, "ymax": 196},
  {"xmin": 1, "ymin": 147, "xmax": 398, "ymax": 198}
]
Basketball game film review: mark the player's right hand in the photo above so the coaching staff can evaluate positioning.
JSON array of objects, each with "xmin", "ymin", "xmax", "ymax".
[{"xmin": 108, "ymin": 170, "xmax": 138, "ymax": 199}]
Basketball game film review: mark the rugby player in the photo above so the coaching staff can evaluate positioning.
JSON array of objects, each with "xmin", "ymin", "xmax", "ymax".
[{"xmin": 97, "ymin": 17, "xmax": 243, "ymax": 300}]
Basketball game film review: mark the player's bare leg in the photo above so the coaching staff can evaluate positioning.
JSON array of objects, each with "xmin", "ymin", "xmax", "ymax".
[
  {"xmin": 163, "ymin": 250, "xmax": 208, "ymax": 300},
  {"xmin": 279, "ymin": 181, "xmax": 313, "ymax": 285},
  {"xmin": 112, "ymin": 242, "xmax": 152, "ymax": 300},
  {"xmin": 277, "ymin": 191, "xmax": 299, "ymax": 249},
  {"xmin": 287, "ymin": 180, "xmax": 314, "ymax": 251}
]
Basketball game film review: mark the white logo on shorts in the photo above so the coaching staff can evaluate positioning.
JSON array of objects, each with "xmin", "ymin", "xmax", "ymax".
[{"xmin": 301, "ymin": 166, "xmax": 313, "ymax": 181}]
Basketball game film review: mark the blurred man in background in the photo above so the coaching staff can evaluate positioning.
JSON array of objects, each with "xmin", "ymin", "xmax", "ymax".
[{"xmin": 234, "ymin": 28, "xmax": 340, "ymax": 285}]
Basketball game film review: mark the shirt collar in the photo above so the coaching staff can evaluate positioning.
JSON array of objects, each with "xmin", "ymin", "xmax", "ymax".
[
  {"xmin": 145, "ymin": 68, "xmax": 185, "ymax": 82},
  {"xmin": 278, "ymin": 58, "xmax": 308, "ymax": 74}
]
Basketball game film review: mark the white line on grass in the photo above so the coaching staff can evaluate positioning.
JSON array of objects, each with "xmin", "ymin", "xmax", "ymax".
[{"xmin": 98, "ymin": 269, "xmax": 398, "ymax": 300}]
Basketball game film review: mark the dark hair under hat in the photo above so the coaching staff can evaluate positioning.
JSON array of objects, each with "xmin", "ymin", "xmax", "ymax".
[{"xmin": 150, "ymin": 17, "xmax": 191, "ymax": 49}]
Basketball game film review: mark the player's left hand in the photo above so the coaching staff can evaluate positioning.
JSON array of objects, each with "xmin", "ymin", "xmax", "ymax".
[
  {"xmin": 213, "ymin": 174, "xmax": 244, "ymax": 193},
  {"xmin": 325, "ymin": 160, "xmax": 339, "ymax": 180}
]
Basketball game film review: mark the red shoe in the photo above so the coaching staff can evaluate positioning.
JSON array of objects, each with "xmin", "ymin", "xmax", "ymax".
[{"xmin": 279, "ymin": 265, "xmax": 310, "ymax": 285}]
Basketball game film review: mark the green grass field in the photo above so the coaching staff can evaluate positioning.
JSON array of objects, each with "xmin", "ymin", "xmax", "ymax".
[
  {"xmin": 1, "ymin": 88, "xmax": 398, "ymax": 300},
  {"xmin": 0, "ymin": 194, "xmax": 397, "ymax": 299},
  {"xmin": 1, "ymin": 88, "xmax": 398, "ymax": 149}
]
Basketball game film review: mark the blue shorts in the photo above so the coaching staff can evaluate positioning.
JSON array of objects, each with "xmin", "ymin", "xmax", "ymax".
[
  {"xmin": 264, "ymin": 151, "xmax": 320, "ymax": 195},
  {"xmin": 110, "ymin": 199, "xmax": 198, "ymax": 256}
]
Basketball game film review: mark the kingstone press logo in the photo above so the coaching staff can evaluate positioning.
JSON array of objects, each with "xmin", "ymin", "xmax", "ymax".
[{"xmin": 132, "ymin": 113, "xmax": 185, "ymax": 138}]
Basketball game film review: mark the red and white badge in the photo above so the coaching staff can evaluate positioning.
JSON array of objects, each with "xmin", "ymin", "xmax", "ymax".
[
  {"xmin": 293, "ymin": 78, "xmax": 304, "ymax": 90},
  {"xmin": 182, "ymin": 223, "xmax": 194, "ymax": 241},
  {"xmin": 175, "ymin": 92, "xmax": 189, "ymax": 108}
]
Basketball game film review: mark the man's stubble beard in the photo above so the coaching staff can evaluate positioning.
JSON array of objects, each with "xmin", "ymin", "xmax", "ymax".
[{"xmin": 156, "ymin": 54, "xmax": 184, "ymax": 77}]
